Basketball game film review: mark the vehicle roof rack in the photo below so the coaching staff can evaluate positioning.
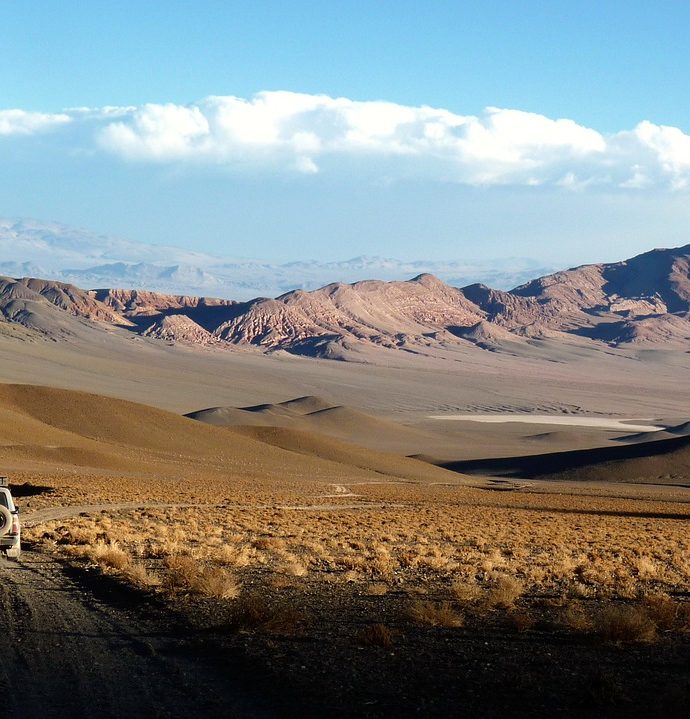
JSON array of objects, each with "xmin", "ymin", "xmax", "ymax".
[{"xmin": 0, "ymin": 476, "xmax": 8, "ymax": 488}]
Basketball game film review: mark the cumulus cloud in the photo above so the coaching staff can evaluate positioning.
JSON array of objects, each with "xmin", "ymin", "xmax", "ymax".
[
  {"xmin": 3, "ymin": 91, "xmax": 690, "ymax": 190},
  {"xmin": 0, "ymin": 109, "xmax": 71, "ymax": 135},
  {"xmin": 97, "ymin": 92, "xmax": 600, "ymax": 180}
]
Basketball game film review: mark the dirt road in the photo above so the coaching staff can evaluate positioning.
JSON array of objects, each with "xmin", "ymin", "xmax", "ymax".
[{"xmin": 0, "ymin": 550, "xmax": 274, "ymax": 719}]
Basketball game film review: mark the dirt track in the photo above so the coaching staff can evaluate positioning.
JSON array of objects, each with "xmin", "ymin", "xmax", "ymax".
[{"xmin": 0, "ymin": 550, "xmax": 274, "ymax": 719}]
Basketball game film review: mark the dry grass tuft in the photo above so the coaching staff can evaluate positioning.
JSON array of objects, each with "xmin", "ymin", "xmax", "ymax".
[
  {"xmin": 594, "ymin": 605, "xmax": 657, "ymax": 643},
  {"xmin": 365, "ymin": 582, "xmax": 389, "ymax": 596},
  {"xmin": 356, "ymin": 623, "xmax": 396, "ymax": 647},
  {"xmin": 504, "ymin": 610, "xmax": 534, "ymax": 633},
  {"xmin": 163, "ymin": 555, "xmax": 200, "ymax": 593},
  {"xmin": 193, "ymin": 567, "xmax": 241, "ymax": 600},
  {"xmin": 406, "ymin": 601, "xmax": 464, "ymax": 628},
  {"xmin": 642, "ymin": 593, "xmax": 677, "ymax": 631},
  {"xmin": 485, "ymin": 575, "xmax": 523, "ymax": 609},
  {"xmin": 451, "ymin": 578, "xmax": 482, "ymax": 604},
  {"xmin": 123, "ymin": 562, "xmax": 159, "ymax": 588},
  {"xmin": 88, "ymin": 541, "xmax": 130, "ymax": 571},
  {"xmin": 229, "ymin": 596, "xmax": 303, "ymax": 634},
  {"xmin": 559, "ymin": 603, "xmax": 594, "ymax": 633},
  {"xmin": 278, "ymin": 559, "xmax": 308, "ymax": 577}
]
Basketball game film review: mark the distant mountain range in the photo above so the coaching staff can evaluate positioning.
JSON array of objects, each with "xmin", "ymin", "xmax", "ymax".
[
  {"xmin": 0, "ymin": 218, "xmax": 552, "ymax": 299},
  {"xmin": 0, "ymin": 238, "xmax": 687, "ymax": 360}
]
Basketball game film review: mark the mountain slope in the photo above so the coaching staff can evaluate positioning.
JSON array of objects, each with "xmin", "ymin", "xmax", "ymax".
[{"xmin": 0, "ymin": 242, "xmax": 687, "ymax": 357}]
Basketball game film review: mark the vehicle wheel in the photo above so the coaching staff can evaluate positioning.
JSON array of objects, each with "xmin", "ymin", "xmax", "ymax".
[{"xmin": 0, "ymin": 506, "xmax": 12, "ymax": 538}]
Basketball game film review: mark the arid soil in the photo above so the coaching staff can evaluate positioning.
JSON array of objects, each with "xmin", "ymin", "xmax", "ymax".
[
  {"xmin": 0, "ymin": 551, "xmax": 278, "ymax": 719},
  {"xmin": 9, "ymin": 491, "xmax": 690, "ymax": 719},
  {"xmin": 0, "ymin": 347, "xmax": 688, "ymax": 718}
]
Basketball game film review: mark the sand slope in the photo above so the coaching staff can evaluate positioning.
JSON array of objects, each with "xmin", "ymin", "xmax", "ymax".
[
  {"xmin": 0, "ymin": 384, "xmax": 462, "ymax": 487},
  {"xmin": 188, "ymin": 397, "xmax": 440, "ymax": 453},
  {"xmin": 231, "ymin": 425, "xmax": 458, "ymax": 484}
]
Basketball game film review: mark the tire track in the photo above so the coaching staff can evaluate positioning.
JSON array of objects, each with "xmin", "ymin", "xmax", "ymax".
[{"xmin": 0, "ymin": 551, "xmax": 273, "ymax": 718}]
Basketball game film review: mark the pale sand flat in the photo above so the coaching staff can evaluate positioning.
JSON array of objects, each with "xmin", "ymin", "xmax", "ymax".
[{"xmin": 426, "ymin": 415, "xmax": 663, "ymax": 432}]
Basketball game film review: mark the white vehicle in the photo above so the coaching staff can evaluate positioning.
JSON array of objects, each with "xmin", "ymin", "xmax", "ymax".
[{"xmin": 0, "ymin": 476, "xmax": 20, "ymax": 559}]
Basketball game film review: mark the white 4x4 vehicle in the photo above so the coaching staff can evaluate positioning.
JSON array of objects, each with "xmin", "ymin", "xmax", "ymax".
[{"xmin": 0, "ymin": 476, "xmax": 20, "ymax": 559}]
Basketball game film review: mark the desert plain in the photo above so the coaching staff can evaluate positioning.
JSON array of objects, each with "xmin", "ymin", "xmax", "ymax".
[{"xmin": 0, "ymin": 291, "xmax": 686, "ymax": 719}]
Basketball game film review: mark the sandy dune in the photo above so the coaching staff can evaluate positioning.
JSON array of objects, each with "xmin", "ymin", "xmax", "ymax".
[
  {"xmin": 0, "ymin": 384, "xmax": 463, "ymax": 494},
  {"xmin": 188, "ymin": 396, "xmax": 442, "ymax": 453}
]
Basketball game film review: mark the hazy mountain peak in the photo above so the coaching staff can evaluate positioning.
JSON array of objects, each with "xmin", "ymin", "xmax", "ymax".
[{"xmin": 0, "ymin": 217, "xmax": 555, "ymax": 301}]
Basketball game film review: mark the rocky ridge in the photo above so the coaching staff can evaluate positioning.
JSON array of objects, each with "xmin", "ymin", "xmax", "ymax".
[{"xmin": 0, "ymin": 243, "xmax": 688, "ymax": 357}]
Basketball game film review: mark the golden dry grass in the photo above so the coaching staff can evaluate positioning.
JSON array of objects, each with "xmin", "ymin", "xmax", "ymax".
[
  {"xmin": 356, "ymin": 623, "xmax": 396, "ymax": 647},
  {"xmin": 485, "ymin": 575, "xmax": 523, "ymax": 609},
  {"xmin": 26, "ymin": 477, "xmax": 690, "ymax": 622},
  {"xmin": 406, "ymin": 601, "xmax": 464, "ymax": 628},
  {"xmin": 13, "ymin": 387, "xmax": 690, "ymax": 640},
  {"xmin": 228, "ymin": 596, "xmax": 303, "ymax": 634},
  {"xmin": 593, "ymin": 605, "xmax": 657, "ymax": 643}
]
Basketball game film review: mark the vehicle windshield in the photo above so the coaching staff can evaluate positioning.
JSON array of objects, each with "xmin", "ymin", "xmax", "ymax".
[{"xmin": 0, "ymin": 493, "xmax": 10, "ymax": 508}]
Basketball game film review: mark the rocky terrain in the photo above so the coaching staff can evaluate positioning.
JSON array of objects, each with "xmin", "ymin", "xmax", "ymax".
[{"xmin": 0, "ymin": 244, "xmax": 688, "ymax": 358}]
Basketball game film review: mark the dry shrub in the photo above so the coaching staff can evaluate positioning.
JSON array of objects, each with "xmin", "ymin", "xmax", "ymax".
[
  {"xmin": 371, "ymin": 552, "xmax": 396, "ymax": 577},
  {"xmin": 217, "ymin": 543, "xmax": 253, "ymax": 567},
  {"xmin": 451, "ymin": 578, "xmax": 482, "ymax": 604},
  {"xmin": 229, "ymin": 596, "xmax": 302, "ymax": 634},
  {"xmin": 267, "ymin": 574, "xmax": 293, "ymax": 590},
  {"xmin": 252, "ymin": 537, "xmax": 278, "ymax": 550},
  {"xmin": 568, "ymin": 581, "xmax": 595, "ymax": 599},
  {"xmin": 643, "ymin": 593, "xmax": 677, "ymax": 631},
  {"xmin": 485, "ymin": 575, "xmax": 523, "ymax": 609},
  {"xmin": 277, "ymin": 559, "xmax": 308, "ymax": 577},
  {"xmin": 356, "ymin": 623, "xmax": 395, "ymax": 647},
  {"xmin": 193, "ymin": 567, "xmax": 241, "ymax": 600},
  {"xmin": 633, "ymin": 556, "xmax": 659, "ymax": 580},
  {"xmin": 406, "ymin": 601, "xmax": 464, "ymax": 628},
  {"xmin": 559, "ymin": 603, "xmax": 594, "ymax": 633},
  {"xmin": 88, "ymin": 541, "xmax": 130, "ymax": 571},
  {"xmin": 163, "ymin": 555, "xmax": 240, "ymax": 599},
  {"xmin": 58, "ymin": 527, "xmax": 98, "ymax": 546},
  {"xmin": 504, "ymin": 610, "xmax": 534, "ymax": 633},
  {"xmin": 123, "ymin": 562, "xmax": 159, "ymax": 588},
  {"xmin": 163, "ymin": 555, "xmax": 200, "ymax": 592},
  {"xmin": 594, "ymin": 605, "xmax": 657, "ymax": 643}
]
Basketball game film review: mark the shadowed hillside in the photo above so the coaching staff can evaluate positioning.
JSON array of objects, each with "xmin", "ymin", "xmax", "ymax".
[{"xmin": 438, "ymin": 432, "xmax": 690, "ymax": 485}]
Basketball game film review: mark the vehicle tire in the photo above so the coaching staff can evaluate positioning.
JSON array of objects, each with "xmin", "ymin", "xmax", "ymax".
[{"xmin": 0, "ymin": 506, "xmax": 12, "ymax": 537}]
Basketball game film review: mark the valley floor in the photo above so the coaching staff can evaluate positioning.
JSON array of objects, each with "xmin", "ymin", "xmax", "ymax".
[{"xmin": 0, "ymin": 338, "xmax": 689, "ymax": 717}]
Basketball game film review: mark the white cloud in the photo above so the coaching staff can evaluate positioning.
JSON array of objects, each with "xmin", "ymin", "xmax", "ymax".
[
  {"xmin": 98, "ymin": 103, "xmax": 210, "ymax": 159},
  {"xmin": 0, "ymin": 109, "xmax": 71, "ymax": 135},
  {"xmin": 4, "ymin": 92, "xmax": 690, "ymax": 190},
  {"xmin": 94, "ymin": 92, "xmax": 614, "ymax": 183}
]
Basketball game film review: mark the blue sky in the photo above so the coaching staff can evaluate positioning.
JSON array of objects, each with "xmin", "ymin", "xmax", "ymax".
[{"xmin": 2, "ymin": 1, "xmax": 690, "ymax": 267}]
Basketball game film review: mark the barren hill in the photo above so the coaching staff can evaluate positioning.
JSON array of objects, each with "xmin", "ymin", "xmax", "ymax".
[
  {"xmin": 187, "ymin": 396, "xmax": 438, "ymax": 453},
  {"xmin": 0, "ymin": 383, "xmax": 460, "ymax": 487},
  {"xmin": 438, "ymin": 432, "xmax": 690, "ymax": 486},
  {"xmin": 0, "ymin": 243, "xmax": 687, "ymax": 357}
]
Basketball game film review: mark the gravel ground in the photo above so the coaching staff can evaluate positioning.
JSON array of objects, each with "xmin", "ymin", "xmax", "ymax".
[{"xmin": 0, "ymin": 551, "xmax": 277, "ymax": 719}]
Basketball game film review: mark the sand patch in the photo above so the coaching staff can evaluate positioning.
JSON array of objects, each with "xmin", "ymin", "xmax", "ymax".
[{"xmin": 427, "ymin": 414, "xmax": 663, "ymax": 432}]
